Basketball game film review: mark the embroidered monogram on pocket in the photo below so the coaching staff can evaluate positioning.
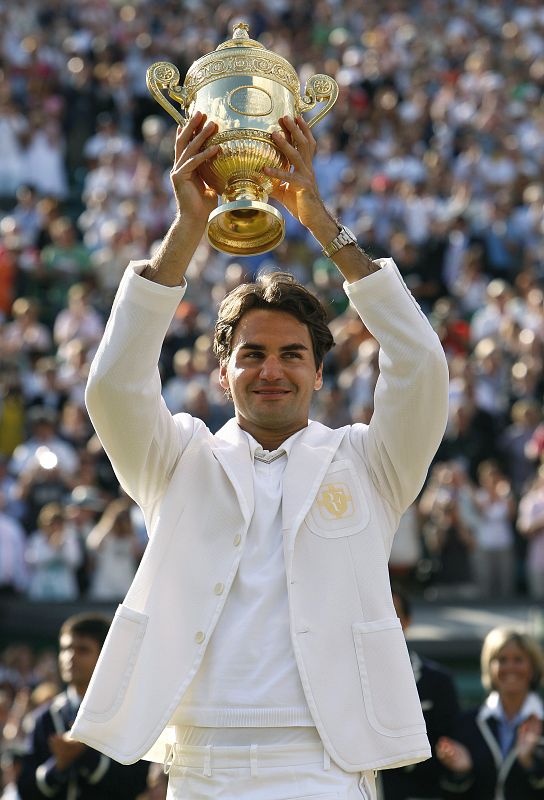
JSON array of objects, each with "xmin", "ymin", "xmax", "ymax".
[{"xmin": 306, "ymin": 460, "xmax": 369, "ymax": 538}]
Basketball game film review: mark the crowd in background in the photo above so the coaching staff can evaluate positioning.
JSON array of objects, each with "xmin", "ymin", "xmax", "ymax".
[
  {"xmin": 1, "ymin": 0, "xmax": 544, "ymax": 797},
  {"xmin": 1, "ymin": 0, "xmax": 544, "ymax": 605}
]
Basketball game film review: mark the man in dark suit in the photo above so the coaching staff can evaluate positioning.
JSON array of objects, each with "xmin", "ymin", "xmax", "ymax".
[
  {"xmin": 379, "ymin": 588, "xmax": 461, "ymax": 800},
  {"xmin": 18, "ymin": 612, "xmax": 149, "ymax": 799}
]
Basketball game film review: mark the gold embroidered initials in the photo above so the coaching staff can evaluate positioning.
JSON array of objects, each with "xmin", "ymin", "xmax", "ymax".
[{"xmin": 317, "ymin": 483, "xmax": 354, "ymax": 520}]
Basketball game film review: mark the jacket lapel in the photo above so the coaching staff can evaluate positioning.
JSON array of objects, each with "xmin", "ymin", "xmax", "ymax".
[{"xmin": 212, "ymin": 419, "xmax": 255, "ymax": 527}]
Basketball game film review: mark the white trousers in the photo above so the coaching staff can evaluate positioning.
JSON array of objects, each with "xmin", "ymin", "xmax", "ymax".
[{"xmin": 165, "ymin": 740, "xmax": 376, "ymax": 800}]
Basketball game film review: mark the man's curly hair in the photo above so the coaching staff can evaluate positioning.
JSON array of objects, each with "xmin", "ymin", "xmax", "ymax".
[{"xmin": 213, "ymin": 272, "xmax": 335, "ymax": 369}]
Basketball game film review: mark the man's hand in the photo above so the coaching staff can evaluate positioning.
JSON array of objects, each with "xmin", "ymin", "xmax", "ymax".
[
  {"xmin": 48, "ymin": 733, "xmax": 86, "ymax": 771},
  {"xmin": 264, "ymin": 116, "xmax": 379, "ymax": 283},
  {"xmin": 264, "ymin": 115, "xmax": 331, "ymax": 233},
  {"xmin": 170, "ymin": 111, "xmax": 220, "ymax": 228},
  {"xmin": 144, "ymin": 111, "xmax": 220, "ymax": 286}
]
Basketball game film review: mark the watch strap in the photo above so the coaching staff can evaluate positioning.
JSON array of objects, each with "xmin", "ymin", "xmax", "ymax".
[{"xmin": 322, "ymin": 225, "xmax": 358, "ymax": 258}]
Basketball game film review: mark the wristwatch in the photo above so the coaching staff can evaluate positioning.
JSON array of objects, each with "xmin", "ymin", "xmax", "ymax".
[{"xmin": 322, "ymin": 224, "xmax": 359, "ymax": 258}]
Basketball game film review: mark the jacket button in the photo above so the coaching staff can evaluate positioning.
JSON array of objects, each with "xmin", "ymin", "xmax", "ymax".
[
  {"xmin": 233, "ymin": 533, "xmax": 241, "ymax": 547},
  {"xmin": 214, "ymin": 582, "xmax": 224, "ymax": 595},
  {"xmin": 195, "ymin": 631, "xmax": 205, "ymax": 644}
]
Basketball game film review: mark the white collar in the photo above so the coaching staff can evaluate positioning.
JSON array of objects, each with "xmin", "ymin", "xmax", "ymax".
[
  {"xmin": 242, "ymin": 427, "xmax": 306, "ymax": 463},
  {"xmin": 480, "ymin": 691, "xmax": 544, "ymax": 723}
]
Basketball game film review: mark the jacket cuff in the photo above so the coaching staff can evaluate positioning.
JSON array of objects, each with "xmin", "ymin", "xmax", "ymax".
[{"xmin": 114, "ymin": 261, "xmax": 187, "ymax": 315}]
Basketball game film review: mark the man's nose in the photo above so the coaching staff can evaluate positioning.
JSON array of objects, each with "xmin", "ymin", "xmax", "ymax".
[{"xmin": 259, "ymin": 355, "xmax": 283, "ymax": 380}]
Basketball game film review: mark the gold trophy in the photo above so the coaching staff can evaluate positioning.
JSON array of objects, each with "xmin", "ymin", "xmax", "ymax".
[{"xmin": 146, "ymin": 23, "xmax": 338, "ymax": 255}]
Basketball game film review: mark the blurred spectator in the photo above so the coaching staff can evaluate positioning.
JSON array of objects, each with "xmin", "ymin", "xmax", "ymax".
[
  {"xmin": 380, "ymin": 587, "xmax": 461, "ymax": 800},
  {"xmin": 388, "ymin": 503, "xmax": 422, "ymax": 589},
  {"xmin": 0, "ymin": 96, "xmax": 27, "ymax": 198},
  {"xmin": 0, "ymin": 382, "xmax": 25, "ymax": 460},
  {"xmin": 17, "ymin": 613, "xmax": 149, "ymax": 799},
  {"xmin": 472, "ymin": 460, "xmax": 517, "ymax": 599},
  {"xmin": 16, "ymin": 449, "xmax": 72, "ymax": 534},
  {"xmin": 517, "ymin": 466, "xmax": 544, "ymax": 601},
  {"xmin": 23, "ymin": 359, "xmax": 67, "ymax": 414},
  {"xmin": 52, "ymin": 284, "xmax": 103, "ymax": 361},
  {"xmin": 10, "ymin": 408, "xmax": 78, "ymax": 480},
  {"xmin": 419, "ymin": 462, "xmax": 478, "ymax": 598},
  {"xmin": 1, "ymin": 745, "xmax": 24, "ymax": 799},
  {"xmin": 0, "ymin": 492, "xmax": 27, "ymax": 596},
  {"xmin": 39, "ymin": 219, "xmax": 92, "ymax": 318},
  {"xmin": 64, "ymin": 485, "xmax": 105, "ymax": 595},
  {"xmin": 497, "ymin": 399, "xmax": 542, "ymax": 497},
  {"xmin": 0, "ymin": 300, "xmax": 51, "ymax": 359},
  {"xmin": 135, "ymin": 762, "xmax": 167, "ymax": 800},
  {"xmin": 0, "ymin": 0, "xmax": 543, "ymax": 607},
  {"xmin": 25, "ymin": 504, "xmax": 82, "ymax": 601},
  {"xmin": 86, "ymin": 498, "xmax": 142, "ymax": 601},
  {"xmin": 437, "ymin": 627, "xmax": 544, "ymax": 800}
]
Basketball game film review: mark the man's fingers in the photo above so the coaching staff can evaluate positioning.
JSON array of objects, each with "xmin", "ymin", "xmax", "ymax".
[
  {"xmin": 281, "ymin": 115, "xmax": 316, "ymax": 154},
  {"xmin": 271, "ymin": 131, "xmax": 304, "ymax": 168},
  {"xmin": 174, "ymin": 114, "xmax": 217, "ymax": 164},
  {"xmin": 175, "ymin": 112, "xmax": 204, "ymax": 151},
  {"xmin": 172, "ymin": 144, "xmax": 220, "ymax": 177}
]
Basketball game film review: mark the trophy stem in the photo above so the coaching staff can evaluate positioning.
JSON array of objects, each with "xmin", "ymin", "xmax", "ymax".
[{"xmin": 224, "ymin": 179, "xmax": 264, "ymax": 204}]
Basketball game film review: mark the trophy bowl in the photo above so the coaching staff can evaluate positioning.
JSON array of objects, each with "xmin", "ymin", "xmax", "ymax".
[{"xmin": 146, "ymin": 23, "xmax": 338, "ymax": 256}]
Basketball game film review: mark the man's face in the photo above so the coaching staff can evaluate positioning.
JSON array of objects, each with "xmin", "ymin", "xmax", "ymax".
[
  {"xmin": 219, "ymin": 309, "xmax": 323, "ymax": 443},
  {"xmin": 58, "ymin": 633, "xmax": 101, "ymax": 694}
]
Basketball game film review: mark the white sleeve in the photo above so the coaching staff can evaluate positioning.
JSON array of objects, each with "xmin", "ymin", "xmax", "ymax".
[
  {"xmin": 85, "ymin": 262, "xmax": 194, "ymax": 510},
  {"xmin": 345, "ymin": 259, "xmax": 449, "ymax": 514}
]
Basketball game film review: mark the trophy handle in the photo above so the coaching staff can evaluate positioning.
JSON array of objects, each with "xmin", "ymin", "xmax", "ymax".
[
  {"xmin": 146, "ymin": 62, "xmax": 190, "ymax": 127},
  {"xmin": 299, "ymin": 74, "xmax": 339, "ymax": 128}
]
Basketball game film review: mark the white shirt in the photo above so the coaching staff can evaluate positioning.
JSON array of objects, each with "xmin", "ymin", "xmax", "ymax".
[{"xmin": 172, "ymin": 428, "xmax": 313, "ymax": 727}]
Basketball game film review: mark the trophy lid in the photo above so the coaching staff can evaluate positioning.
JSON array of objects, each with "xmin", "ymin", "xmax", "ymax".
[
  {"xmin": 216, "ymin": 22, "xmax": 266, "ymax": 51},
  {"xmin": 184, "ymin": 22, "xmax": 300, "ymax": 99}
]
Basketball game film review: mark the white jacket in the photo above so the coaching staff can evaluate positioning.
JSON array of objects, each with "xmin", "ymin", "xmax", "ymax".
[{"xmin": 71, "ymin": 259, "xmax": 449, "ymax": 772}]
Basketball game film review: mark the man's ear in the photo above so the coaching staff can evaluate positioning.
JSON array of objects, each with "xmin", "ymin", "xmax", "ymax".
[
  {"xmin": 314, "ymin": 364, "xmax": 324, "ymax": 391},
  {"xmin": 219, "ymin": 364, "xmax": 229, "ymax": 391}
]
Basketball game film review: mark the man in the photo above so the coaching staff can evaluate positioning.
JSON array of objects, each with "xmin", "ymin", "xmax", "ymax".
[
  {"xmin": 18, "ymin": 613, "xmax": 149, "ymax": 799},
  {"xmin": 71, "ymin": 112, "xmax": 449, "ymax": 799},
  {"xmin": 379, "ymin": 588, "xmax": 461, "ymax": 800}
]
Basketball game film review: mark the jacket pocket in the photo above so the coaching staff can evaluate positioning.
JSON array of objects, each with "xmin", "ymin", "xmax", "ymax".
[
  {"xmin": 81, "ymin": 604, "xmax": 148, "ymax": 721},
  {"xmin": 352, "ymin": 618, "xmax": 425, "ymax": 738},
  {"xmin": 306, "ymin": 460, "xmax": 370, "ymax": 538}
]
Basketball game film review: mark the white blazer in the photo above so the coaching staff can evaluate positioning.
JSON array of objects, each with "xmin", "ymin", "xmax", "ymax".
[{"xmin": 71, "ymin": 259, "xmax": 449, "ymax": 772}]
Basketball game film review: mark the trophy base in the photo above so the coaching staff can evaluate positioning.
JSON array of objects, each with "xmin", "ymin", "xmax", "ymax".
[{"xmin": 206, "ymin": 200, "xmax": 285, "ymax": 256}]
